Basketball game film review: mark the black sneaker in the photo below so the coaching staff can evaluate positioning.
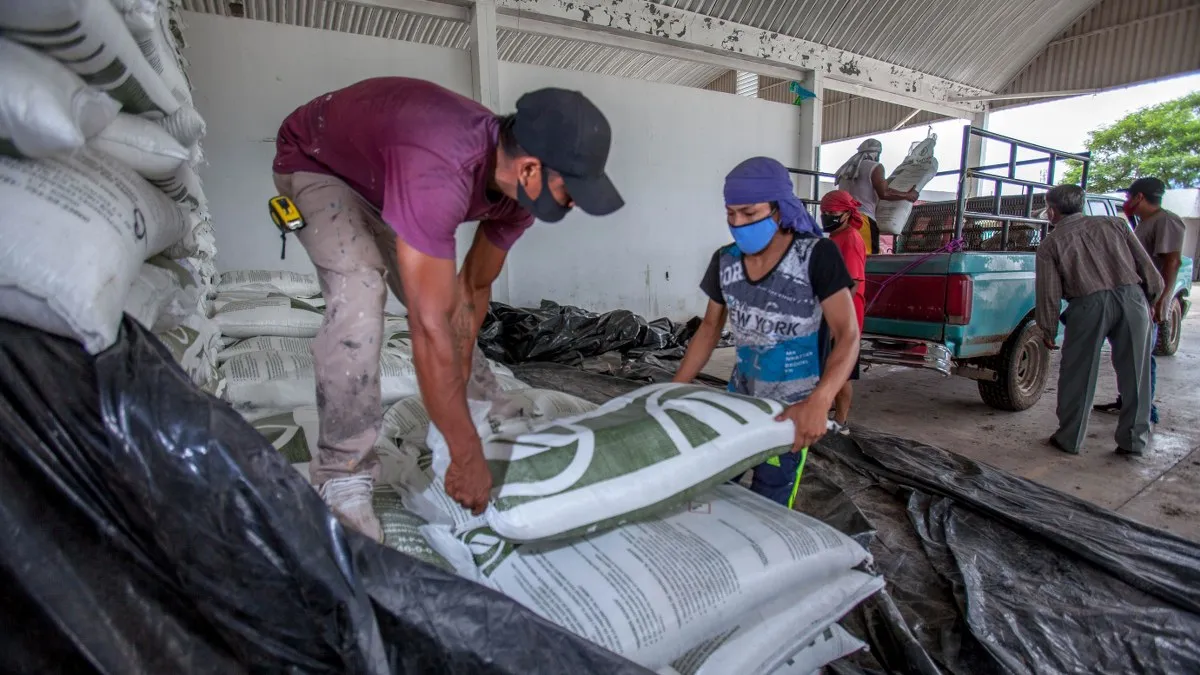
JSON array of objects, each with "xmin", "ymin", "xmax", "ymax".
[
  {"xmin": 1114, "ymin": 446, "xmax": 1143, "ymax": 456},
  {"xmin": 1093, "ymin": 400, "xmax": 1121, "ymax": 414}
]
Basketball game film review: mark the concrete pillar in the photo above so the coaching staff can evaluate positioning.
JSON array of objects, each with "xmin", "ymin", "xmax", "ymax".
[
  {"xmin": 966, "ymin": 110, "xmax": 989, "ymax": 197},
  {"xmin": 469, "ymin": 0, "xmax": 500, "ymax": 111},
  {"xmin": 468, "ymin": 0, "xmax": 510, "ymax": 302},
  {"xmin": 796, "ymin": 69, "xmax": 823, "ymax": 201}
]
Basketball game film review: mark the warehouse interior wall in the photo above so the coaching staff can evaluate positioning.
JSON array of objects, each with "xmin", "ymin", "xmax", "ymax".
[
  {"xmin": 184, "ymin": 12, "xmax": 803, "ymax": 319},
  {"xmin": 499, "ymin": 63, "xmax": 802, "ymax": 318}
]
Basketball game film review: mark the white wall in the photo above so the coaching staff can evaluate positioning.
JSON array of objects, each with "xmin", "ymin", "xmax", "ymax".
[
  {"xmin": 184, "ymin": 13, "xmax": 805, "ymax": 319},
  {"xmin": 183, "ymin": 13, "xmax": 473, "ymax": 310},
  {"xmin": 499, "ymin": 63, "xmax": 802, "ymax": 319}
]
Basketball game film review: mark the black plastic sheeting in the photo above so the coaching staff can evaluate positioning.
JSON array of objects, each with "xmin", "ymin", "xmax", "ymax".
[
  {"xmin": 479, "ymin": 301, "xmax": 726, "ymax": 378},
  {"xmin": 514, "ymin": 364, "xmax": 1200, "ymax": 675},
  {"xmin": 0, "ymin": 318, "xmax": 652, "ymax": 675}
]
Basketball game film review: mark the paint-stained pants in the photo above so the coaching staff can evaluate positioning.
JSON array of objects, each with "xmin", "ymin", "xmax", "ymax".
[
  {"xmin": 1054, "ymin": 284, "xmax": 1153, "ymax": 454},
  {"xmin": 275, "ymin": 171, "xmax": 502, "ymax": 486}
]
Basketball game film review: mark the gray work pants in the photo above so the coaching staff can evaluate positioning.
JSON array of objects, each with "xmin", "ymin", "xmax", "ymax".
[
  {"xmin": 274, "ymin": 171, "xmax": 503, "ymax": 486},
  {"xmin": 1054, "ymin": 284, "xmax": 1153, "ymax": 453}
]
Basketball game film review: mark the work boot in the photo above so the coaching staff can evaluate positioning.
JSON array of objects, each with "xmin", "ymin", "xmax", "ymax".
[
  {"xmin": 1095, "ymin": 398, "xmax": 1159, "ymax": 424},
  {"xmin": 319, "ymin": 474, "xmax": 382, "ymax": 542}
]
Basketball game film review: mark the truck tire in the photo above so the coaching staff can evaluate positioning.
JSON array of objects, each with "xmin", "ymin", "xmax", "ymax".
[
  {"xmin": 1154, "ymin": 295, "xmax": 1183, "ymax": 357},
  {"xmin": 977, "ymin": 320, "xmax": 1050, "ymax": 411}
]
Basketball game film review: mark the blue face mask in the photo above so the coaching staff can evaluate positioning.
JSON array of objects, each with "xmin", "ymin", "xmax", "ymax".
[{"xmin": 729, "ymin": 214, "xmax": 779, "ymax": 255}]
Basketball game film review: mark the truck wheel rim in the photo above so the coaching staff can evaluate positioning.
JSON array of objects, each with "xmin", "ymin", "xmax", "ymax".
[{"xmin": 1016, "ymin": 338, "xmax": 1044, "ymax": 395}]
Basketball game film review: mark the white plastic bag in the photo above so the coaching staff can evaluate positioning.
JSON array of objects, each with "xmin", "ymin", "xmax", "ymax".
[
  {"xmin": 0, "ymin": 148, "xmax": 187, "ymax": 352},
  {"xmin": 875, "ymin": 135, "xmax": 939, "ymax": 235},
  {"xmin": 0, "ymin": 0, "xmax": 205, "ymax": 145},
  {"xmin": 0, "ymin": 38, "xmax": 119, "ymax": 158},
  {"xmin": 89, "ymin": 113, "xmax": 189, "ymax": 178}
]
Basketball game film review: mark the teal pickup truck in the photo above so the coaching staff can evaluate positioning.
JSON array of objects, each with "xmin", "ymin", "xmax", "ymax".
[{"xmin": 859, "ymin": 128, "xmax": 1193, "ymax": 411}]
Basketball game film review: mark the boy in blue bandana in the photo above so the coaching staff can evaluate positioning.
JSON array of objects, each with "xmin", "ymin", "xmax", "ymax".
[{"xmin": 674, "ymin": 157, "xmax": 861, "ymax": 508}]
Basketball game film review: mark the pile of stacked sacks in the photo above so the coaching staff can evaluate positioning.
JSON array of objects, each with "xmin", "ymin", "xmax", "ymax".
[
  {"xmin": 251, "ymin": 336, "xmax": 890, "ymax": 674},
  {"xmin": 0, "ymin": 0, "xmax": 223, "ymax": 394}
]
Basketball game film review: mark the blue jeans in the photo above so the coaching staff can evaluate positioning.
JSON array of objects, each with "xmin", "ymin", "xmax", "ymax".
[{"xmin": 750, "ymin": 448, "xmax": 809, "ymax": 508}]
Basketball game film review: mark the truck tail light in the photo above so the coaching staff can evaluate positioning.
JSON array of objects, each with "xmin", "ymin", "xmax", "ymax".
[{"xmin": 945, "ymin": 274, "xmax": 973, "ymax": 325}]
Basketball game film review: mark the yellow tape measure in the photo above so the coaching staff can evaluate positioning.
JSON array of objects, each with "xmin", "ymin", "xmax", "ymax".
[{"xmin": 268, "ymin": 196, "xmax": 304, "ymax": 259}]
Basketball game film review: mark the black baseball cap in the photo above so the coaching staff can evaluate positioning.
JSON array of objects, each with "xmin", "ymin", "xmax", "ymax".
[
  {"xmin": 513, "ymin": 88, "xmax": 624, "ymax": 216},
  {"xmin": 1125, "ymin": 177, "xmax": 1166, "ymax": 199}
]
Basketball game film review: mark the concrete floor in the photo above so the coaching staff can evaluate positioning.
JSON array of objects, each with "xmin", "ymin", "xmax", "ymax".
[{"xmin": 702, "ymin": 313, "xmax": 1200, "ymax": 542}]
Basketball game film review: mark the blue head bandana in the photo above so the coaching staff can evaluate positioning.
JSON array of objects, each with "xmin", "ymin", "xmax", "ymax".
[{"xmin": 723, "ymin": 157, "xmax": 822, "ymax": 238}]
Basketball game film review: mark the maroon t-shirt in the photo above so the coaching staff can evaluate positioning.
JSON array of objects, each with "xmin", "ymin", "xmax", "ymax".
[{"xmin": 273, "ymin": 78, "xmax": 533, "ymax": 260}]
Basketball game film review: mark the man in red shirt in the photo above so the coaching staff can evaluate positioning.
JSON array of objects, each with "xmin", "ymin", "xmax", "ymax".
[
  {"xmin": 819, "ymin": 190, "xmax": 867, "ymax": 431},
  {"xmin": 272, "ymin": 78, "xmax": 623, "ymax": 539}
]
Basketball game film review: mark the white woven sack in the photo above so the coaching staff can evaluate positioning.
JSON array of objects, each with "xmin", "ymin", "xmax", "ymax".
[
  {"xmin": 0, "ymin": 0, "xmax": 205, "ymax": 145},
  {"xmin": 423, "ymin": 484, "xmax": 872, "ymax": 670},
  {"xmin": 89, "ymin": 113, "xmax": 188, "ymax": 178},
  {"xmin": 212, "ymin": 296, "xmax": 324, "ymax": 339},
  {"xmin": 0, "ymin": 38, "xmax": 119, "ymax": 158},
  {"xmin": 148, "ymin": 162, "xmax": 205, "ymax": 211},
  {"xmin": 134, "ymin": 4, "xmax": 192, "ymax": 106},
  {"xmin": 670, "ymin": 571, "xmax": 881, "ymax": 675},
  {"xmin": 0, "ymin": 148, "xmax": 186, "ymax": 352},
  {"xmin": 875, "ymin": 135, "xmax": 939, "ymax": 235},
  {"xmin": 221, "ymin": 350, "xmax": 419, "ymax": 410},
  {"xmin": 425, "ymin": 383, "xmax": 796, "ymax": 542},
  {"xmin": 217, "ymin": 270, "xmax": 322, "ymax": 298},
  {"xmin": 123, "ymin": 258, "xmax": 199, "ymax": 333}
]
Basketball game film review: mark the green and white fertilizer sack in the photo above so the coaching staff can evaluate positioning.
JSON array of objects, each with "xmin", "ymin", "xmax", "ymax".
[
  {"xmin": 420, "ymin": 484, "xmax": 873, "ymax": 670},
  {"xmin": 423, "ymin": 383, "xmax": 795, "ymax": 542},
  {"xmin": 248, "ymin": 406, "xmax": 320, "ymax": 465},
  {"xmin": 667, "ymin": 571, "xmax": 880, "ymax": 675},
  {"xmin": 216, "ymin": 328, "xmax": 415, "ymax": 364},
  {"xmin": 217, "ymin": 270, "xmax": 322, "ymax": 298},
  {"xmin": 156, "ymin": 313, "xmax": 224, "ymax": 396},
  {"xmin": 221, "ymin": 350, "xmax": 420, "ymax": 410},
  {"xmin": 0, "ymin": 148, "xmax": 187, "ymax": 353},
  {"xmin": 0, "ymin": 0, "xmax": 206, "ymax": 146},
  {"xmin": 875, "ymin": 135, "xmax": 939, "ymax": 235},
  {"xmin": 212, "ymin": 296, "xmax": 325, "ymax": 339},
  {"xmin": 379, "ymin": 388, "xmax": 593, "ymax": 448},
  {"xmin": 0, "ymin": 38, "xmax": 119, "ymax": 159},
  {"xmin": 374, "ymin": 488, "xmax": 454, "ymax": 571}
]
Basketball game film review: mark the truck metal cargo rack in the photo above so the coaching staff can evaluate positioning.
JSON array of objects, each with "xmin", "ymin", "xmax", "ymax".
[{"xmin": 898, "ymin": 127, "xmax": 1090, "ymax": 253}]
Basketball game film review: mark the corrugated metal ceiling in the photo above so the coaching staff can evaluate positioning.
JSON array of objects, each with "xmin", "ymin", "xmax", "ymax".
[
  {"xmin": 181, "ymin": 0, "xmax": 1198, "ymax": 142},
  {"xmin": 999, "ymin": 0, "xmax": 1200, "ymax": 103},
  {"xmin": 658, "ymin": 0, "xmax": 1098, "ymax": 91}
]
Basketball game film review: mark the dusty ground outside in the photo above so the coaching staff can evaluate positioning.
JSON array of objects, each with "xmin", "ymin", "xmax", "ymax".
[{"xmin": 703, "ymin": 312, "xmax": 1200, "ymax": 542}]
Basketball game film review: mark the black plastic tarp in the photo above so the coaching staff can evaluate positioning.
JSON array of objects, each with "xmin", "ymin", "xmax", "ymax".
[
  {"xmin": 478, "ymin": 300, "xmax": 712, "ymax": 366},
  {"xmin": 514, "ymin": 364, "xmax": 1200, "ymax": 675},
  {"xmin": 0, "ymin": 317, "xmax": 652, "ymax": 675}
]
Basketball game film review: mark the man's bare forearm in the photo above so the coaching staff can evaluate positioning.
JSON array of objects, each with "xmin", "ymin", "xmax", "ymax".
[
  {"xmin": 411, "ymin": 311, "xmax": 478, "ymax": 452},
  {"xmin": 1157, "ymin": 258, "xmax": 1180, "ymax": 306},
  {"xmin": 450, "ymin": 283, "xmax": 490, "ymax": 382}
]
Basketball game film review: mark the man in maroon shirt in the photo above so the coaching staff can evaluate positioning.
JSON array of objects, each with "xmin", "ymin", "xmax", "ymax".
[{"xmin": 273, "ymin": 78, "xmax": 623, "ymax": 540}]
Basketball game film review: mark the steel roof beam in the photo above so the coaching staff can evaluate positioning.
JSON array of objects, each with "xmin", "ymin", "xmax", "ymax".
[{"xmin": 490, "ymin": 0, "xmax": 990, "ymax": 115}]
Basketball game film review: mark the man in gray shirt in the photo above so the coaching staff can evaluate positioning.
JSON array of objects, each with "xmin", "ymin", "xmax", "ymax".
[
  {"xmin": 1035, "ymin": 185, "xmax": 1163, "ymax": 456},
  {"xmin": 1093, "ymin": 177, "xmax": 1186, "ymax": 423}
]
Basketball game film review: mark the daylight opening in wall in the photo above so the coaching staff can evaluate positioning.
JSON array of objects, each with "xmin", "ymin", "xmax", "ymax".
[{"xmin": 736, "ymin": 71, "xmax": 759, "ymax": 98}]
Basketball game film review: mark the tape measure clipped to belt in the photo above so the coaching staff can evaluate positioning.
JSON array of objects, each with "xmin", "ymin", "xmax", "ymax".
[{"xmin": 269, "ymin": 195, "xmax": 305, "ymax": 259}]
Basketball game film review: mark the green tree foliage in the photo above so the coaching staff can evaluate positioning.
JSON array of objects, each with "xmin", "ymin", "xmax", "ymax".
[{"xmin": 1064, "ymin": 91, "xmax": 1200, "ymax": 192}]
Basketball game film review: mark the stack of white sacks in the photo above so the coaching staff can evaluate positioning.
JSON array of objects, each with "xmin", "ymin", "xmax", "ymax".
[
  {"xmin": 0, "ymin": 0, "xmax": 223, "ymax": 394},
  {"xmin": 254, "ymin": 348, "xmax": 887, "ymax": 673}
]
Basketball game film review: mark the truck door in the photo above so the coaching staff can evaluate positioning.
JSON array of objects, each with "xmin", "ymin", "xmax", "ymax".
[{"xmin": 1086, "ymin": 198, "xmax": 1113, "ymax": 216}]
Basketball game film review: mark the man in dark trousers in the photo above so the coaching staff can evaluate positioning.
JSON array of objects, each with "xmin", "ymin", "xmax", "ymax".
[
  {"xmin": 1093, "ymin": 177, "xmax": 1186, "ymax": 424},
  {"xmin": 272, "ymin": 78, "xmax": 623, "ymax": 539},
  {"xmin": 1035, "ymin": 185, "xmax": 1163, "ymax": 456}
]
